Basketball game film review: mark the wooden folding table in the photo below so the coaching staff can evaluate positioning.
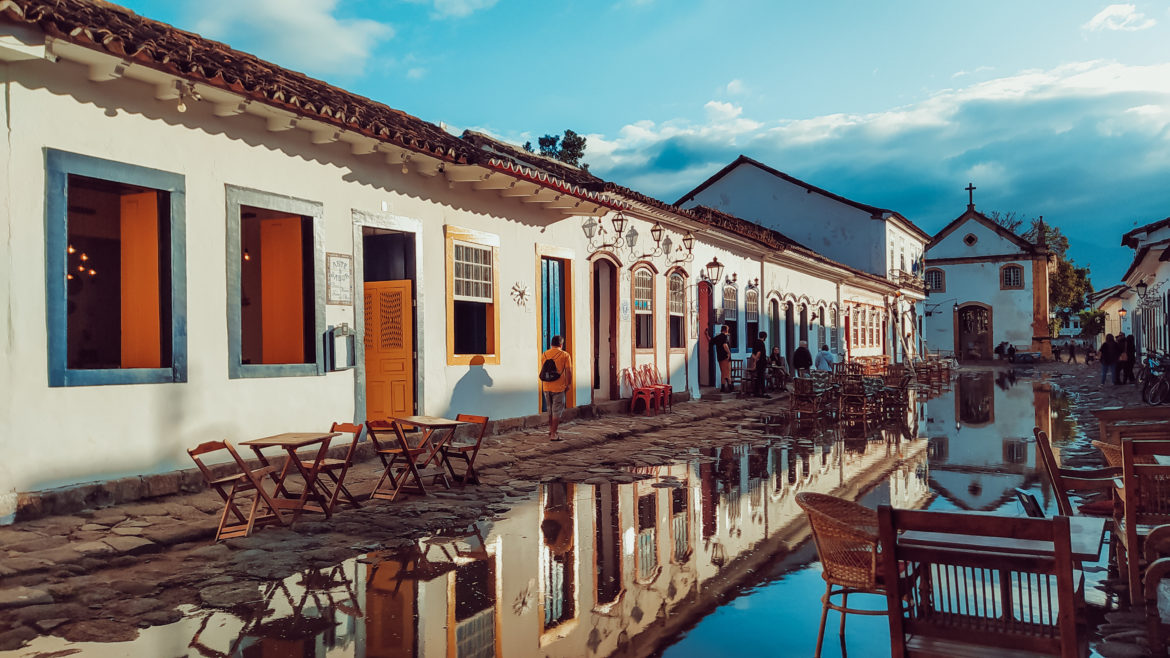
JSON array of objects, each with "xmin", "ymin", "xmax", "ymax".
[{"xmin": 241, "ymin": 432, "xmax": 339, "ymax": 520}]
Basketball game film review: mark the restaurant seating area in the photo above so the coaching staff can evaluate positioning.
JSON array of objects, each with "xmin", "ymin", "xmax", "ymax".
[
  {"xmin": 188, "ymin": 414, "xmax": 492, "ymax": 541},
  {"xmin": 790, "ymin": 403, "xmax": 1170, "ymax": 657}
]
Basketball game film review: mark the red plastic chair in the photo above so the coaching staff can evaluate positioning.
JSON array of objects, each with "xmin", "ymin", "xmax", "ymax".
[
  {"xmin": 622, "ymin": 367, "xmax": 658, "ymax": 416},
  {"xmin": 640, "ymin": 364, "xmax": 673, "ymax": 412}
]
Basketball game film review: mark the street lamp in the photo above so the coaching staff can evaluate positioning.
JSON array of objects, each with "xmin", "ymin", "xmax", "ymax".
[
  {"xmin": 1137, "ymin": 280, "xmax": 1149, "ymax": 298},
  {"xmin": 704, "ymin": 257, "xmax": 724, "ymax": 284},
  {"xmin": 1119, "ymin": 308, "xmax": 1128, "ymax": 320}
]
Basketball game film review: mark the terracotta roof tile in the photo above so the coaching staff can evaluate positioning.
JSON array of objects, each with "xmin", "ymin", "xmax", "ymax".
[{"xmin": 3, "ymin": 0, "xmax": 474, "ymax": 163}]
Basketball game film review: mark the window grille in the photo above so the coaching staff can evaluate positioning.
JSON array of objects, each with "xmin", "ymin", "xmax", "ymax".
[
  {"xmin": 1002, "ymin": 265, "xmax": 1023, "ymax": 289},
  {"xmin": 453, "ymin": 241, "xmax": 493, "ymax": 303}
]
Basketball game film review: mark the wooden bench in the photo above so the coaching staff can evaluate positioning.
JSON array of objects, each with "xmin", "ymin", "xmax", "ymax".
[{"xmin": 1092, "ymin": 407, "xmax": 1170, "ymax": 443}]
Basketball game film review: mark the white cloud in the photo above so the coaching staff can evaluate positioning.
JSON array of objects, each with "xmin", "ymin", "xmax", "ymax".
[
  {"xmin": 1082, "ymin": 4, "xmax": 1156, "ymax": 31},
  {"xmin": 407, "ymin": 67, "xmax": 428, "ymax": 80},
  {"xmin": 407, "ymin": 0, "xmax": 499, "ymax": 18},
  {"xmin": 191, "ymin": 0, "xmax": 392, "ymax": 77},
  {"xmin": 724, "ymin": 79, "xmax": 746, "ymax": 95},
  {"xmin": 704, "ymin": 100, "xmax": 742, "ymax": 121}
]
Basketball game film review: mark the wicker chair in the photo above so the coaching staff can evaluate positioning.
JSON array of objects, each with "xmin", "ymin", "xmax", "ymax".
[{"xmin": 795, "ymin": 492, "xmax": 888, "ymax": 657}]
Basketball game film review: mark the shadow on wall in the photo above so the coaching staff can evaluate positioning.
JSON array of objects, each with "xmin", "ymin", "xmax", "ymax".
[{"xmin": 441, "ymin": 355, "xmax": 538, "ymax": 420}]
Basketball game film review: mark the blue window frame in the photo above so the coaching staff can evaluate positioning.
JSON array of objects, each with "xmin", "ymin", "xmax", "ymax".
[
  {"xmin": 44, "ymin": 149, "xmax": 187, "ymax": 387},
  {"xmin": 225, "ymin": 185, "xmax": 325, "ymax": 379}
]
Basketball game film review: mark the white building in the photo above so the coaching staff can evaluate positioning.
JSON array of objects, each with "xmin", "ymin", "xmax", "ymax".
[
  {"xmin": 675, "ymin": 155, "xmax": 930, "ymax": 362},
  {"xmin": 922, "ymin": 200, "xmax": 1051, "ymax": 360},
  {"xmin": 0, "ymin": 0, "xmax": 915, "ymax": 517},
  {"xmin": 1120, "ymin": 217, "xmax": 1170, "ymax": 354}
]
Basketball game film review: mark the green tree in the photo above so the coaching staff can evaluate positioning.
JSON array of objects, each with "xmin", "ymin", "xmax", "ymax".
[
  {"xmin": 531, "ymin": 129, "xmax": 588, "ymax": 167},
  {"xmin": 1078, "ymin": 309, "xmax": 1106, "ymax": 338}
]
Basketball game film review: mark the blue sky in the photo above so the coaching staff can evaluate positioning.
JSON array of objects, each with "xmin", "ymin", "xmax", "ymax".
[{"xmin": 117, "ymin": 0, "xmax": 1170, "ymax": 285}]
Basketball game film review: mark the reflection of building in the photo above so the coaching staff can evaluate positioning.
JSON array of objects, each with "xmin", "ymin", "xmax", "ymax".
[
  {"xmin": 926, "ymin": 374, "xmax": 1050, "ymax": 511},
  {"xmin": 177, "ymin": 436, "xmax": 929, "ymax": 658}
]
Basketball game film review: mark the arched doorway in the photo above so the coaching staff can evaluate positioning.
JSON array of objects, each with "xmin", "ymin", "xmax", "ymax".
[
  {"xmin": 784, "ymin": 301, "xmax": 796, "ymax": 364},
  {"xmin": 592, "ymin": 258, "xmax": 619, "ymax": 400},
  {"xmin": 768, "ymin": 299, "xmax": 780, "ymax": 356},
  {"xmin": 956, "ymin": 304, "xmax": 992, "ymax": 361},
  {"xmin": 698, "ymin": 281, "xmax": 714, "ymax": 387}
]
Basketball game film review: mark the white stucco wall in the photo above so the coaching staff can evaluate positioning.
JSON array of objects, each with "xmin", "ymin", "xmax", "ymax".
[{"xmin": 680, "ymin": 164, "xmax": 889, "ymax": 277}]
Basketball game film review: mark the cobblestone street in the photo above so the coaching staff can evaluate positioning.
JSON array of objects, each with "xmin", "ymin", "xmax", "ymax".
[{"xmin": 0, "ymin": 395, "xmax": 784, "ymax": 650}]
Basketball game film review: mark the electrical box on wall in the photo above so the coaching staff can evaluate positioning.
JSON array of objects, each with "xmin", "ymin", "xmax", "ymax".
[{"xmin": 326, "ymin": 323, "xmax": 355, "ymax": 371}]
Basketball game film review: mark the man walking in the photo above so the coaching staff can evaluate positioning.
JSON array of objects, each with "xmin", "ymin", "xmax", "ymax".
[
  {"xmin": 1067, "ymin": 340, "xmax": 1077, "ymax": 364},
  {"xmin": 539, "ymin": 335, "xmax": 572, "ymax": 442},
  {"xmin": 752, "ymin": 331, "xmax": 770, "ymax": 398},
  {"xmin": 815, "ymin": 344, "xmax": 835, "ymax": 371}
]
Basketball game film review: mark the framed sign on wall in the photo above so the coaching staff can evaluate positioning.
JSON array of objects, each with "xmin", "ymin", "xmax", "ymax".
[{"xmin": 326, "ymin": 252, "xmax": 353, "ymax": 306}]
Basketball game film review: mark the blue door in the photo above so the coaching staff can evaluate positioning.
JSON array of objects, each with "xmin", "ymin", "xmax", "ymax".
[{"xmin": 541, "ymin": 257, "xmax": 566, "ymax": 350}]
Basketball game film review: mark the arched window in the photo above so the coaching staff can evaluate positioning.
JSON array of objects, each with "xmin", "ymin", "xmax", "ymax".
[
  {"xmin": 744, "ymin": 289, "xmax": 760, "ymax": 347},
  {"xmin": 633, "ymin": 269, "xmax": 654, "ymax": 350},
  {"xmin": 852, "ymin": 308, "xmax": 859, "ymax": 347},
  {"xmin": 816, "ymin": 305, "xmax": 826, "ymax": 349},
  {"xmin": 723, "ymin": 285, "xmax": 739, "ymax": 350},
  {"xmin": 829, "ymin": 307, "xmax": 839, "ymax": 353},
  {"xmin": 1001, "ymin": 264, "xmax": 1024, "ymax": 290},
  {"xmin": 925, "ymin": 269, "xmax": 945, "ymax": 292},
  {"xmin": 668, "ymin": 273, "xmax": 686, "ymax": 349}
]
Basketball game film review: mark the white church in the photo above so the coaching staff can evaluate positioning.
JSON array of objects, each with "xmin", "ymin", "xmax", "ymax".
[{"xmin": 923, "ymin": 188, "xmax": 1051, "ymax": 361}]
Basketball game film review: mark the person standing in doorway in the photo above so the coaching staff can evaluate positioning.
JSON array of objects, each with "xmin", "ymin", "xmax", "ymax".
[
  {"xmin": 792, "ymin": 340, "xmax": 813, "ymax": 377},
  {"xmin": 709, "ymin": 325, "xmax": 732, "ymax": 392},
  {"xmin": 1099, "ymin": 334, "xmax": 1119, "ymax": 385},
  {"xmin": 752, "ymin": 331, "xmax": 770, "ymax": 398},
  {"xmin": 539, "ymin": 335, "xmax": 572, "ymax": 442}
]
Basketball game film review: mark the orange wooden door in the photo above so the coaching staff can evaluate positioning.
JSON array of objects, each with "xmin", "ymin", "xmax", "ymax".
[{"xmin": 365, "ymin": 280, "xmax": 414, "ymax": 420}]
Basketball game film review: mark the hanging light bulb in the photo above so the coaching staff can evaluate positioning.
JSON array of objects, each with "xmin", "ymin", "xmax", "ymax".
[
  {"xmin": 243, "ymin": 249, "xmax": 251, "ymax": 262},
  {"xmin": 77, "ymin": 265, "xmax": 85, "ymax": 272},
  {"xmin": 67, "ymin": 245, "xmax": 76, "ymax": 254},
  {"xmin": 80, "ymin": 253, "xmax": 89, "ymax": 262},
  {"xmin": 66, "ymin": 274, "xmax": 73, "ymax": 280},
  {"xmin": 88, "ymin": 269, "xmax": 96, "ymax": 276}
]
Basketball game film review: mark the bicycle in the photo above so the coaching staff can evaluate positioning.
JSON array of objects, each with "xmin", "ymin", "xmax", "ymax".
[{"xmin": 1139, "ymin": 352, "xmax": 1170, "ymax": 405}]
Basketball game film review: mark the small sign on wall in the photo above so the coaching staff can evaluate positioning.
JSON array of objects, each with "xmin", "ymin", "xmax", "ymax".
[
  {"xmin": 326, "ymin": 253, "xmax": 353, "ymax": 306},
  {"xmin": 620, "ymin": 300, "xmax": 631, "ymax": 321}
]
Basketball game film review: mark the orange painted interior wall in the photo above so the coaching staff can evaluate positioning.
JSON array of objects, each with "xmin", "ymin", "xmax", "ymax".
[
  {"xmin": 260, "ymin": 217, "xmax": 305, "ymax": 364},
  {"xmin": 119, "ymin": 191, "xmax": 161, "ymax": 368}
]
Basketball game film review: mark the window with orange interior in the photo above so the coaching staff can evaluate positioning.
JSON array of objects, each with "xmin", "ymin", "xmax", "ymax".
[{"xmin": 239, "ymin": 206, "xmax": 315, "ymax": 365}]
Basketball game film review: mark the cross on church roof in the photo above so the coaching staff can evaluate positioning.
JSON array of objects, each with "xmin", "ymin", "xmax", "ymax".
[{"xmin": 965, "ymin": 182, "xmax": 976, "ymax": 209}]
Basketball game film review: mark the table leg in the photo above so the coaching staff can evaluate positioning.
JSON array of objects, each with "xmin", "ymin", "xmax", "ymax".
[
  {"xmin": 251, "ymin": 446, "xmax": 295, "ymax": 500},
  {"xmin": 284, "ymin": 440, "xmax": 333, "ymax": 519}
]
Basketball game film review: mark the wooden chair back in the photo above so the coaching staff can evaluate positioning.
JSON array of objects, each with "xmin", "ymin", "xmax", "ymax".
[
  {"xmin": 1034, "ymin": 428, "xmax": 1073, "ymax": 517},
  {"xmin": 1093, "ymin": 407, "xmax": 1170, "ymax": 442},
  {"xmin": 187, "ymin": 440, "xmax": 285, "ymax": 541},
  {"xmin": 878, "ymin": 506, "xmax": 1078, "ymax": 658},
  {"xmin": 330, "ymin": 422, "xmax": 364, "ymax": 465},
  {"xmin": 1121, "ymin": 438, "xmax": 1170, "ymax": 527}
]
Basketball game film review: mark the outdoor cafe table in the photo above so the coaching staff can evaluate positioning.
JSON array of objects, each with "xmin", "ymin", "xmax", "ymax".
[
  {"xmin": 901, "ymin": 514, "xmax": 1106, "ymax": 562},
  {"xmin": 390, "ymin": 415, "xmax": 470, "ymax": 471},
  {"xmin": 241, "ymin": 432, "xmax": 339, "ymax": 520}
]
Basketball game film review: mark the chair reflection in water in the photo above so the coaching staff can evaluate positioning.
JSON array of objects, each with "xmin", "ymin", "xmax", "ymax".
[{"xmin": 188, "ymin": 561, "xmax": 362, "ymax": 658}]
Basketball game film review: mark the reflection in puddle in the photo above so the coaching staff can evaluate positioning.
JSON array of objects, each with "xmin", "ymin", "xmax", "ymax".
[{"xmin": 12, "ymin": 375, "xmax": 1095, "ymax": 658}]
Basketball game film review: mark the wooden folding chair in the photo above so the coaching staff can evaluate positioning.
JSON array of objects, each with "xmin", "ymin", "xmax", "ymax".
[
  {"xmin": 1033, "ymin": 428, "xmax": 1118, "ymax": 517},
  {"xmin": 188, "ymin": 440, "xmax": 287, "ymax": 541},
  {"xmin": 444, "ymin": 414, "xmax": 489, "ymax": 485},
  {"xmin": 369, "ymin": 420, "xmax": 450, "ymax": 501},
  {"xmin": 298, "ymin": 422, "xmax": 364, "ymax": 514},
  {"xmin": 1115, "ymin": 437, "xmax": 1170, "ymax": 605}
]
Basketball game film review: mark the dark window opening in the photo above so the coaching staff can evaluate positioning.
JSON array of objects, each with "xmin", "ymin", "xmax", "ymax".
[
  {"xmin": 636, "ymin": 313, "xmax": 654, "ymax": 349},
  {"xmin": 725, "ymin": 320, "xmax": 739, "ymax": 350},
  {"xmin": 240, "ymin": 206, "xmax": 314, "ymax": 365},
  {"xmin": 65, "ymin": 174, "xmax": 171, "ymax": 370},
  {"xmin": 454, "ymin": 301, "xmax": 490, "ymax": 355},
  {"xmin": 745, "ymin": 321, "xmax": 759, "ymax": 348},
  {"xmin": 670, "ymin": 315, "xmax": 685, "ymax": 349}
]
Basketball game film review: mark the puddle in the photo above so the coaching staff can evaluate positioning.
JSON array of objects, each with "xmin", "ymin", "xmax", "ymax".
[{"xmin": 4, "ymin": 372, "xmax": 1115, "ymax": 657}]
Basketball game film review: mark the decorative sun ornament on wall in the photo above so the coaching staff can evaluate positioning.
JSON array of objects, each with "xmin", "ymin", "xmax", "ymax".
[{"xmin": 510, "ymin": 282, "xmax": 530, "ymax": 308}]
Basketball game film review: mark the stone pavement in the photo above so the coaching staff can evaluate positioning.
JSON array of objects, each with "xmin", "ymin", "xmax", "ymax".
[{"xmin": 0, "ymin": 393, "xmax": 785, "ymax": 649}]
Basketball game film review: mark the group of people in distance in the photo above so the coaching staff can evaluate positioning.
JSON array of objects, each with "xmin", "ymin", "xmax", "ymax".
[
  {"xmin": 708, "ymin": 325, "xmax": 837, "ymax": 397},
  {"xmin": 1096, "ymin": 332, "xmax": 1137, "ymax": 385}
]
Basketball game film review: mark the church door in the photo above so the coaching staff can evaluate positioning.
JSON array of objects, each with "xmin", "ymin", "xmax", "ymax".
[{"xmin": 956, "ymin": 305, "xmax": 992, "ymax": 361}]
